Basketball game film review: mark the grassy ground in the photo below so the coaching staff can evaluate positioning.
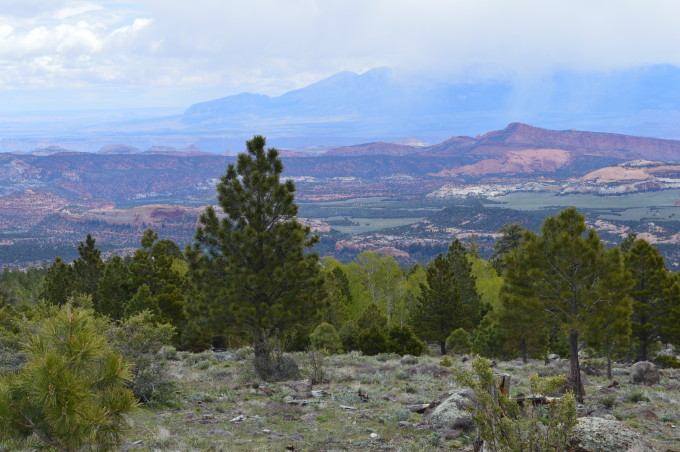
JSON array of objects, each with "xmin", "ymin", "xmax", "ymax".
[{"xmin": 118, "ymin": 350, "xmax": 680, "ymax": 452}]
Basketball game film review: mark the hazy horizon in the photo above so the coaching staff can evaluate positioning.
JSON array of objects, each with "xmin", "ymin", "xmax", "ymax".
[{"xmin": 3, "ymin": 1, "xmax": 680, "ymax": 113}]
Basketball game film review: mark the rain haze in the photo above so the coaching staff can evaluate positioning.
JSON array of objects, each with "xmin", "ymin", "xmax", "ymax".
[{"xmin": 2, "ymin": 0, "xmax": 680, "ymax": 112}]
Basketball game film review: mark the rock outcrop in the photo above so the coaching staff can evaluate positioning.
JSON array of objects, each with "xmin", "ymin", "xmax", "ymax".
[
  {"xmin": 570, "ymin": 417, "xmax": 657, "ymax": 452},
  {"xmin": 630, "ymin": 361, "xmax": 661, "ymax": 385}
]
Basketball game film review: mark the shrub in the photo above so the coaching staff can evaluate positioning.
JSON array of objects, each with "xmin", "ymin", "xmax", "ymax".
[
  {"xmin": 627, "ymin": 391, "xmax": 650, "ymax": 403},
  {"xmin": 654, "ymin": 354, "xmax": 680, "ymax": 369},
  {"xmin": 446, "ymin": 328, "xmax": 472, "ymax": 355},
  {"xmin": 600, "ymin": 395, "xmax": 618, "ymax": 409},
  {"xmin": 105, "ymin": 311, "xmax": 176, "ymax": 403},
  {"xmin": 387, "ymin": 325, "xmax": 425, "ymax": 356},
  {"xmin": 357, "ymin": 327, "xmax": 389, "ymax": 356},
  {"xmin": 338, "ymin": 321, "xmax": 360, "ymax": 352},
  {"xmin": 0, "ymin": 304, "xmax": 137, "ymax": 451},
  {"xmin": 457, "ymin": 357, "xmax": 577, "ymax": 452},
  {"xmin": 305, "ymin": 348, "xmax": 326, "ymax": 384},
  {"xmin": 310, "ymin": 322, "xmax": 343, "ymax": 354}
]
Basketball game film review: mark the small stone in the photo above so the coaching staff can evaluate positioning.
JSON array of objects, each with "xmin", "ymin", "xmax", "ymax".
[
  {"xmin": 262, "ymin": 429, "xmax": 271, "ymax": 434},
  {"xmin": 370, "ymin": 432, "xmax": 379, "ymax": 439},
  {"xmin": 229, "ymin": 415, "xmax": 245, "ymax": 423},
  {"xmin": 398, "ymin": 421, "xmax": 412, "ymax": 427}
]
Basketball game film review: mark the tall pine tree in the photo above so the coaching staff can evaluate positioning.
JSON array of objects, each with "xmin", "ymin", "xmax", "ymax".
[
  {"xmin": 625, "ymin": 238, "xmax": 674, "ymax": 361},
  {"xmin": 413, "ymin": 242, "xmax": 482, "ymax": 355},
  {"xmin": 186, "ymin": 135, "xmax": 325, "ymax": 379},
  {"xmin": 502, "ymin": 208, "xmax": 632, "ymax": 402},
  {"xmin": 72, "ymin": 234, "xmax": 105, "ymax": 297}
]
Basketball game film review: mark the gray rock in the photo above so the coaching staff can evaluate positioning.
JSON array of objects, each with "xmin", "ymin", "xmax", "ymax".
[
  {"xmin": 423, "ymin": 389, "xmax": 475, "ymax": 432},
  {"xmin": 630, "ymin": 361, "xmax": 660, "ymax": 385},
  {"xmin": 570, "ymin": 417, "xmax": 656, "ymax": 452}
]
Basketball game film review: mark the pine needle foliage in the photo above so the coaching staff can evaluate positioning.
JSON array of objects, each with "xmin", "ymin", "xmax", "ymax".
[
  {"xmin": 457, "ymin": 357, "xmax": 577, "ymax": 452},
  {"xmin": 0, "ymin": 304, "xmax": 137, "ymax": 451},
  {"xmin": 186, "ymin": 135, "xmax": 325, "ymax": 378}
]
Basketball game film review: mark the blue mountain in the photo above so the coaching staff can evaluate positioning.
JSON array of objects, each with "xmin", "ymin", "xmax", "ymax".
[{"xmin": 181, "ymin": 65, "xmax": 680, "ymax": 143}]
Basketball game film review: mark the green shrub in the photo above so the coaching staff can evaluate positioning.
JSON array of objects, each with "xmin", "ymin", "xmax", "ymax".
[
  {"xmin": 446, "ymin": 328, "xmax": 471, "ymax": 355},
  {"xmin": 0, "ymin": 304, "xmax": 137, "ymax": 451},
  {"xmin": 387, "ymin": 325, "xmax": 425, "ymax": 356},
  {"xmin": 105, "ymin": 310, "xmax": 176, "ymax": 403},
  {"xmin": 457, "ymin": 357, "xmax": 577, "ymax": 452},
  {"xmin": 357, "ymin": 327, "xmax": 389, "ymax": 356},
  {"xmin": 310, "ymin": 322, "xmax": 343, "ymax": 354},
  {"xmin": 627, "ymin": 391, "xmax": 650, "ymax": 403},
  {"xmin": 654, "ymin": 354, "xmax": 680, "ymax": 369},
  {"xmin": 600, "ymin": 395, "xmax": 617, "ymax": 409}
]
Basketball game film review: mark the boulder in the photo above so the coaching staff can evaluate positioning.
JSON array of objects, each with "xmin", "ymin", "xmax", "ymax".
[
  {"xmin": 630, "ymin": 361, "xmax": 660, "ymax": 385},
  {"xmin": 422, "ymin": 389, "xmax": 476, "ymax": 432},
  {"xmin": 570, "ymin": 417, "xmax": 656, "ymax": 452}
]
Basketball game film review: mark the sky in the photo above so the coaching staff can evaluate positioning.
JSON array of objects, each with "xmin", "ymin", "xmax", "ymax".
[{"xmin": 2, "ymin": 0, "xmax": 680, "ymax": 112}]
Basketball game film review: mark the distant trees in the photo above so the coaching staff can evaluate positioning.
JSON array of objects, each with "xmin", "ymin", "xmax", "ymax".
[
  {"xmin": 502, "ymin": 207, "xmax": 632, "ymax": 402},
  {"xmin": 186, "ymin": 135, "xmax": 325, "ymax": 379}
]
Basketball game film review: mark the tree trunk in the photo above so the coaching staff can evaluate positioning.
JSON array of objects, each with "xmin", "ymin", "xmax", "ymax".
[
  {"xmin": 521, "ymin": 339, "xmax": 528, "ymax": 364},
  {"xmin": 440, "ymin": 340, "xmax": 446, "ymax": 355},
  {"xmin": 638, "ymin": 336, "xmax": 648, "ymax": 362},
  {"xmin": 569, "ymin": 329, "xmax": 584, "ymax": 403},
  {"xmin": 253, "ymin": 331, "xmax": 272, "ymax": 380},
  {"xmin": 606, "ymin": 347, "xmax": 613, "ymax": 380}
]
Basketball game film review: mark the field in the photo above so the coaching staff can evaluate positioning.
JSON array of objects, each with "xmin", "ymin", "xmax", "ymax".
[{"xmin": 112, "ymin": 349, "xmax": 680, "ymax": 451}]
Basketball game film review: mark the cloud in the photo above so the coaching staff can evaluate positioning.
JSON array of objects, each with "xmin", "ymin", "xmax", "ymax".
[{"xmin": 2, "ymin": 0, "xmax": 680, "ymax": 111}]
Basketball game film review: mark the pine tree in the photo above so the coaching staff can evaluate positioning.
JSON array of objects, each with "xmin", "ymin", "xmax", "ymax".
[
  {"xmin": 490, "ymin": 222, "xmax": 526, "ymax": 275},
  {"xmin": 72, "ymin": 234, "xmax": 105, "ymax": 297},
  {"xmin": 0, "ymin": 305, "xmax": 137, "ymax": 451},
  {"xmin": 129, "ymin": 230, "xmax": 187, "ymax": 332},
  {"xmin": 95, "ymin": 255, "xmax": 133, "ymax": 320},
  {"xmin": 413, "ymin": 248, "xmax": 481, "ymax": 354},
  {"xmin": 186, "ymin": 135, "xmax": 325, "ymax": 379},
  {"xmin": 502, "ymin": 208, "xmax": 632, "ymax": 402},
  {"xmin": 447, "ymin": 239, "xmax": 482, "ymax": 314},
  {"xmin": 124, "ymin": 284, "xmax": 161, "ymax": 319},
  {"xmin": 624, "ymin": 238, "xmax": 672, "ymax": 361},
  {"xmin": 40, "ymin": 257, "xmax": 76, "ymax": 305}
]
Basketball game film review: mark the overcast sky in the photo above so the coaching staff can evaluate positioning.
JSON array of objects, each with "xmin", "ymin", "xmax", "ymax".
[{"xmin": 2, "ymin": 0, "xmax": 680, "ymax": 112}]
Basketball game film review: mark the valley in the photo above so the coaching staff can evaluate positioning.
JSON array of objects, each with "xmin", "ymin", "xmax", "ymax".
[{"xmin": 3, "ymin": 123, "xmax": 680, "ymax": 268}]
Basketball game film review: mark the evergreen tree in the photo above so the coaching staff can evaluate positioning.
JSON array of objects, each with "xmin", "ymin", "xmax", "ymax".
[
  {"xmin": 129, "ymin": 230, "xmax": 187, "ymax": 332},
  {"xmin": 0, "ymin": 305, "xmax": 137, "ymax": 451},
  {"xmin": 413, "ymin": 249, "xmax": 481, "ymax": 354},
  {"xmin": 447, "ymin": 239, "xmax": 482, "ymax": 313},
  {"xmin": 502, "ymin": 207, "xmax": 632, "ymax": 402},
  {"xmin": 624, "ymin": 238, "xmax": 672, "ymax": 361},
  {"xmin": 309, "ymin": 322, "xmax": 343, "ymax": 354},
  {"xmin": 72, "ymin": 234, "xmax": 105, "ymax": 297},
  {"xmin": 95, "ymin": 255, "xmax": 133, "ymax": 320},
  {"xmin": 490, "ymin": 222, "xmax": 526, "ymax": 275},
  {"xmin": 662, "ymin": 274, "xmax": 680, "ymax": 346},
  {"xmin": 124, "ymin": 284, "xmax": 161, "ymax": 319},
  {"xmin": 357, "ymin": 302, "xmax": 388, "ymax": 331},
  {"xmin": 40, "ymin": 257, "xmax": 75, "ymax": 305},
  {"xmin": 186, "ymin": 135, "xmax": 325, "ymax": 379},
  {"xmin": 320, "ymin": 264, "xmax": 352, "ymax": 328}
]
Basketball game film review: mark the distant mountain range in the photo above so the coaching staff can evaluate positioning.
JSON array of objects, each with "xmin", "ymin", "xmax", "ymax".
[{"xmin": 4, "ymin": 65, "xmax": 680, "ymax": 152}]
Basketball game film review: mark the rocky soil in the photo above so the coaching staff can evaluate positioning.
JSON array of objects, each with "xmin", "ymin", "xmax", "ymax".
[{"xmin": 116, "ymin": 350, "xmax": 679, "ymax": 451}]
